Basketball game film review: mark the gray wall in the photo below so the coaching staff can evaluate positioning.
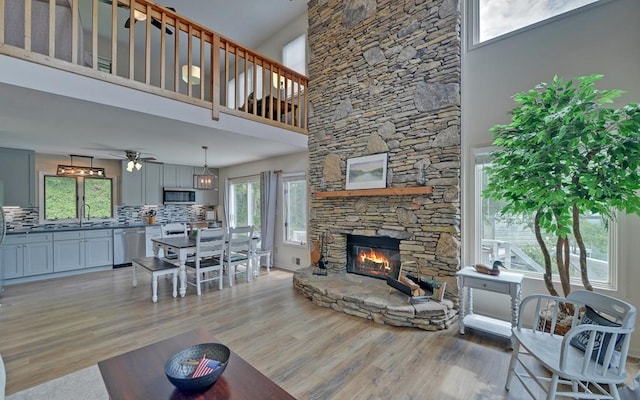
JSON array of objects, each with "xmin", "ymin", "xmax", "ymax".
[{"xmin": 461, "ymin": 0, "xmax": 640, "ymax": 354}]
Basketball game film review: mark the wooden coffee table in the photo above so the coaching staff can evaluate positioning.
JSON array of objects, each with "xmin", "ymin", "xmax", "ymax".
[{"xmin": 98, "ymin": 327, "xmax": 296, "ymax": 400}]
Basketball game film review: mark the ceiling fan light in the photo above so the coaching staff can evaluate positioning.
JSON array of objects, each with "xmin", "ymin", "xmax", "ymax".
[
  {"xmin": 135, "ymin": 161, "xmax": 142, "ymax": 171},
  {"xmin": 127, "ymin": 160, "xmax": 134, "ymax": 172},
  {"xmin": 133, "ymin": 9, "xmax": 147, "ymax": 21},
  {"xmin": 181, "ymin": 65, "xmax": 201, "ymax": 85}
]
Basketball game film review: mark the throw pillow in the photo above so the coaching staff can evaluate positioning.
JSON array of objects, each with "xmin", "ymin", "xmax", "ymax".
[{"xmin": 569, "ymin": 305, "xmax": 624, "ymax": 366}]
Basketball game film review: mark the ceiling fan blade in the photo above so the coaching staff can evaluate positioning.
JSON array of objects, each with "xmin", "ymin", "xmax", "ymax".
[
  {"xmin": 151, "ymin": 18, "xmax": 173, "ymax": 35},
  {"xmin": 124, "ymin": 17, "xmax": 132, "ymax": 29}
]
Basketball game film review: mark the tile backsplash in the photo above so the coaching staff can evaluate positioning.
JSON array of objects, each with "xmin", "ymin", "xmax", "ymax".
[{"xmin": 3, "ymin": 204, "xmax": 213, "ymax": 230}]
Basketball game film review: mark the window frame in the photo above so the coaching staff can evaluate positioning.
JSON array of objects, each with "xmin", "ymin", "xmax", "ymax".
[
  {"xmin": 40, "ymin": 173, "xmax": 115, "ymax": 224},
  {"xmin": 227, "ymin": 175, "xmax": 261, "ymax": 231},
  {"xmin": 473, "ymin": 147, "xmax": 617, "ymax": 290},
  {"xmin": 467, "ymin": 0, "xmax": 608, "ymax": 48},
  {"xmin": 282, "ymin": 172, "xmax": 307, "ymax": 247}
]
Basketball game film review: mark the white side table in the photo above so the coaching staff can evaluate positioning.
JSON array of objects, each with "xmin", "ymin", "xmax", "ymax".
[{"xmin": 456, "ymin": 266, "xmax": 524, "ymax": 343}]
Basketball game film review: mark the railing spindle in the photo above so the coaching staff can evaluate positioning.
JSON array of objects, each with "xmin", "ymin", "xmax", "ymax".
[
  {"xmin": 212, "ymin": 34, "xmax": 220, "ymax": 120},
  {"xmin": 144, "ymin": 4, "xmax": 151, "ymax": 84},
  {"xmin": 24, "ymin": 0, "xmax": 32, "ymax": 51},
  {"xmin": 92, "ymin": 0, "xmax": 98, "ymax": 70},
  {"xmin": 160, "ymin": 12, "xmax": 166, "ymax": 89},
  {"xmin": 111, "ymin": 0, "xmax": 117, "ymax": 75},
  {"xmin": 199, "ymin": 29, "xmax": 205, "ymax": 100},
  {"xmin": 128, "ymin": 0, "xmax": 135, "ymax": 79},
  {"xmin": 48, "ymin": 0, "xmax": 55, "ymax": 57}
]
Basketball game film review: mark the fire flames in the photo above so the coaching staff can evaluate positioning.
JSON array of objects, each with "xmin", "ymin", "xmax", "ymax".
[{"xmin": 358, "ymin": 249, "xmax": 390, "ymax": 271}]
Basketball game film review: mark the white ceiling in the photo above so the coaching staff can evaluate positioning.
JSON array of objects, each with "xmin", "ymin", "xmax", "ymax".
[{"xmin": 0, "ymin": 0, "xmax": 308, "ymax": 168}]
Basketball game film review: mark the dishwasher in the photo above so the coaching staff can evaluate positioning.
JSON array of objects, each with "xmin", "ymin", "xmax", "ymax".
[{"xmin": 113, "ymin": 227, "xmax": 147, "ymax": 267}]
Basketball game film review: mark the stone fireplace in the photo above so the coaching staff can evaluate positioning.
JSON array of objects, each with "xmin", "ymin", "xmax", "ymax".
[
  {"xmin": 296, "ymin": 0, "xmax": 462, "ymax": 330},
  {"xmin": 347, "ymin": 234, "xmax": 401, "ymax": 280}
]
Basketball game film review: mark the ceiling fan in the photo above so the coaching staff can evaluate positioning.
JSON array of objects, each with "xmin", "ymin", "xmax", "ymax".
[
  {"xmin": 98, "ymin": 0, "xmax": 175, "ymax": 35},
  {"xmin": 118, "ymin": 150, "xmax": 157, "ymax": 172}
]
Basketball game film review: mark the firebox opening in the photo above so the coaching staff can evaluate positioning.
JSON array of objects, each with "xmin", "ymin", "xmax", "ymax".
[{"xmin": 347, "ymin": 234, "xmax": 401, "ymax": 281}]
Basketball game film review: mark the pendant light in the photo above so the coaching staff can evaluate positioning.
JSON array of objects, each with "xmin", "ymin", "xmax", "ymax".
[
  {"xmin": 57, "ymin": 155, "xmax": 105, "ymax": 177},
  {"xmin": 193, "ymin": 146, "xmax": 217, "ymax": 190}
]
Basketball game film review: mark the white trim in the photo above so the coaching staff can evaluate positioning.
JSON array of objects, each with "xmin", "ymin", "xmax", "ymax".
[{"xmin": 467, "ymin": 0, "xmax": 613, "ymax": 50}]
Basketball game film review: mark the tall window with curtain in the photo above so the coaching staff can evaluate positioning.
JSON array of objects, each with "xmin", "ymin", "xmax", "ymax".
[{"xmin": 227, "ymin": 175, "xmax": 261, "ymax": 232}]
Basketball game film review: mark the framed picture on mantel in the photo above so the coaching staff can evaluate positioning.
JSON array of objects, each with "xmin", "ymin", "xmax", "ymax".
[{"xmin": 346, "ymin": 153, "xmax": 388, "ymax": 190}]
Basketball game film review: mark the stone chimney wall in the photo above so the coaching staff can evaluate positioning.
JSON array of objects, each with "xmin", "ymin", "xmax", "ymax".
[{"xmin": 307, "ymin": 0, "xmax": 462, "ymax": 294}]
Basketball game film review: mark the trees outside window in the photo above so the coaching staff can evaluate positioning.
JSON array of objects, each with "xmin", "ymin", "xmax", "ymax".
[
  {"xmin": 228, "ymin": 176, "xmax": 261, "ymax": 232},
  {"xmin": 43, "ymin": 175, "xmax": 113, "ymax": 221},
  {"xmin": 283, "ymin": 173, "xmax": 307, "ymax": 245}
]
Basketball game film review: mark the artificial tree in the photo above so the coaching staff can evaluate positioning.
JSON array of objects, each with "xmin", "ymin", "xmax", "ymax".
[{"xmin": 484, "ymin": 74, "xmax": 640, "ymax": 297}]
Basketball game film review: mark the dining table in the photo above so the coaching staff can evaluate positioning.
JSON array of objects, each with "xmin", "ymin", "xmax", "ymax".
[
  {"xmin": 151, "ymin": 236, "xmax": 196, "ymax": 297},
  {"xmin": 151, "ymin": 235, "xmax": 258, "ymax": 297}
]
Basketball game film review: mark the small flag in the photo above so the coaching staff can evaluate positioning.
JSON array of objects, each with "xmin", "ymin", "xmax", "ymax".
[{"xmin": 191, "ymin": 356, "xmax": 221, "ymax": 378}]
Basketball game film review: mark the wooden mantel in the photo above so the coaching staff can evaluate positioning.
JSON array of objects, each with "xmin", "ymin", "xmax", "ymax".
[{"xmin": 313, "ymin": 186, "xmax": 433, "ymax": 198}]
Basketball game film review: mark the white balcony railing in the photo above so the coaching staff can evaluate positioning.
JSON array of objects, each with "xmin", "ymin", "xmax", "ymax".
[{"xmin": 0, "ymin": 0, "xmax": 308, "ymax": 133}]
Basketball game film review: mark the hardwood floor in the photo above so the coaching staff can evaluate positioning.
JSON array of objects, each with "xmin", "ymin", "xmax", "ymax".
[{"xmin": 0, "ymin": 268, "xmax": 635, "ymax": 399}]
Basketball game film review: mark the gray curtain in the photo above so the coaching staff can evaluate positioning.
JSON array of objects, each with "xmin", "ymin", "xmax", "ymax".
[
  {"xmin": 260, "ymin": 171, "xmax": 278, "ymax": 255},
  {"xmin": 223, "ymin": 177, "xmax": 230, "ymax": 229}
]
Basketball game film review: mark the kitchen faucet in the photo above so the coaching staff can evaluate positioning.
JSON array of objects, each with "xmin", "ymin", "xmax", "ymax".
[{"xmin": 80, "ymin": 203, "xmax": 91, "ymax": 227}]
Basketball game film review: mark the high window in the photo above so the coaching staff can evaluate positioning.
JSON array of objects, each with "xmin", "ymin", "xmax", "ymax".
[
  {"xmin": 283, "ymin": 34, "xmax": 306, "ymax": 76},
  {"xmin": 42, "ymin": 175, "xmax": 113, "ymax": 221},
  {"xmin": 283, "ymin": 173, "xmax": 307, "ymax": 246},
  {"xmin": 227, "ymin": 175, "xmax": 261, "ymax": 232},
  {"xmin": 474, "ymin": 151, "xmax": 614, "ymax": 286},
  {"xmin": 472, "ymin": 0, "xmax": 600, "ymax": 44}
]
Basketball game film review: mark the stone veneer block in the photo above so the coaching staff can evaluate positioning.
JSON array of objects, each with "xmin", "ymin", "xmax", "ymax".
[{"xmin": 294, "ymin": 269, "xmax": 458, "ymax": 331}]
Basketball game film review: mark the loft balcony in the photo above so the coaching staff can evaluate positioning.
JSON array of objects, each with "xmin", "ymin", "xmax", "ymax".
[{"xmin": 0, "ymin": 0, "xmax": 309, "ymax": 137}]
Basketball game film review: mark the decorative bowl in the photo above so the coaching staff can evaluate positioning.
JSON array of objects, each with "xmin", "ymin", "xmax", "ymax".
[{"xmin": 164, "ymin": 343, "xmax": 230, "ymax": 392}]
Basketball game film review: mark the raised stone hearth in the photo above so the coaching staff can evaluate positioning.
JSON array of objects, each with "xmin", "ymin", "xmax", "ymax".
[{"xmin": 293, "ymin": 268, "xmax": 457, "ymax": 330}]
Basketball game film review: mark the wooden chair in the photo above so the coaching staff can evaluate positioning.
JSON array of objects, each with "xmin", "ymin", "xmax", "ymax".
[
  {"xmin": 161, "ymin": 222, "xmax": 187, "ymax": 262},
  {"xmin": 223, "ymin": 226, "xmax": 254, "ymax": 287},
  {"xmin": 185, "ymin": 228, "xmax": 225, "ymax": 295},
  {"xmin": 505, "ymin": 290, "xmax": 636, "ymax": 399}
]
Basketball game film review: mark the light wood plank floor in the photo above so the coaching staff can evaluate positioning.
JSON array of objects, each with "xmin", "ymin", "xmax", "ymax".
[{"xmin": 0, "ymin": 268, "xmax": 636, "ymax": 399}]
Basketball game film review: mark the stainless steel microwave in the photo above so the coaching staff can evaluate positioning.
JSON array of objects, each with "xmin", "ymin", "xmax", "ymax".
[{"xmin": 163, "ymin": 188, "xmax": 196, "ymax": 204}]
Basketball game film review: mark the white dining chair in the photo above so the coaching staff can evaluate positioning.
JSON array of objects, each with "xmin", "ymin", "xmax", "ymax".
[
  {"xmin": 161, "ymin": 222, "xmax": 188, "ymax": 262},
  {"xmin": 185, "ymin": 228, "xmax": 225, "ymax": 295},
  {"xmin": 223, "ymin": 226, "xmax": 254, "ymax": 287},
  {"xmin": 506, "ymin": 290, "xmax": 636, "ymax": 399},
  {"xmin": 252, "ymin": 234, "xmax": 271, "ymax": 277}
]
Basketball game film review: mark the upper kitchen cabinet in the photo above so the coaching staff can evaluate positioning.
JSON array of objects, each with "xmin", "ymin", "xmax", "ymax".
[
  {"xmin": 0, "ymin": 147, "xmax": 36, "ymax": 206},
  {"xmin": 144, "ymin": 163, "xmax": 163, "ymax": 204},
  {"xmin": 163, "ymin": 164, "xmax": 194, "ymax": 189},
  {"xmin": 121, "ymin": 161, "xmax": 163, "ymax": 206}
]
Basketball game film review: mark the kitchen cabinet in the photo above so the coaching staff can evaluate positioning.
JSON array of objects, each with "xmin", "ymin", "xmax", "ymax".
[
  {"xmin": 121, "ymin": 161, "xmax": 163, "ymax": 205},
  {"xmin": 1, "ymin": 233, "xmax": 53, "ymax": 278},
  {"xmin": 144, "ymin": 163, "xmax": 163, "ymax": 205},
  {"xmin": 163, "ymin": 164, "xmax": 194, "ymax": 189},
  {"xmin": 0, "ymin": 147, "xmax": 36, "ymax": 207},
  {"xmin": 53, "ymin": 229, "xmax": 113, "ymax": 272}
]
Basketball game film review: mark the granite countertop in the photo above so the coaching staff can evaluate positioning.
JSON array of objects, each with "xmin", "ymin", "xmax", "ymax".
[{"xmin": 6, "ymin": 223, "xmax": 160, "ymax": 235}]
